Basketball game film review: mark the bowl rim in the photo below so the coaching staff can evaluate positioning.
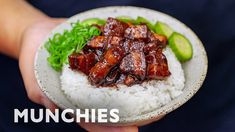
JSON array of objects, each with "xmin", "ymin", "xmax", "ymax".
[{"xmin": 34, "ymin": 6, "xmax": 208, "ymax": 125}]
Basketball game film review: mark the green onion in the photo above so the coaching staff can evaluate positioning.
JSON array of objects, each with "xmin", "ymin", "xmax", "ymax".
[{"xmin": 45, "ymin": 21, "xmax": 101, "ymax": 71}]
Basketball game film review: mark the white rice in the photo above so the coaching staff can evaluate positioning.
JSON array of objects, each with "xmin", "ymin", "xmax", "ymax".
[{"xmin": 60, "ymin": 47, "xmax": 185, "ymax": 117}]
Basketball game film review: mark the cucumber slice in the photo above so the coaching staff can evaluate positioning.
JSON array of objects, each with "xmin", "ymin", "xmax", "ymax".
[
  {"xmin": 81, "ymin": 18, "xmax": 106, "ymax": 26},
  {"xmin": 168, "ymin": 32, "xmax": 193, "ymax": 62},
  {"xmin": 135, "ymin": 16, "xmax": 155, "ymax": 31},
  {"xmin": 116, "ymin": 16, "xmax": 135, "ymax": 23},
  {"xmin": 154, "ymin": 21, "xmax": 173, "ymax": 38}
]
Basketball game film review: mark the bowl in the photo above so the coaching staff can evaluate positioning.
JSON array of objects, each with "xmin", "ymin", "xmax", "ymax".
[{"xmin": 34, "ymin": 6, "xmax": 208, "ymax": 126}]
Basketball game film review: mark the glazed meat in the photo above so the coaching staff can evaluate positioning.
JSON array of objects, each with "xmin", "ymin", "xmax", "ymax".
[
  {"xmin": 69, "ymin": 53, "xmax": 97, "ymax": 75},
  {"xmin": 105, "ymin": 36, "xmax": 124, "ymax": 49},
  {"xmin": 146, "ymin": 50, "xmax": 171, "ymax": 79},
  {"xmin": 116, "ymin": 74, "xmax": 127, "ymax": 84},
  {"xmin": 94, "ymin": 49, "xmax": 103, "ymax": 60},
  {"xmin": 103, "ymin": 46, "xmax": 126, "ymax": 65},
  {"xmin": 69, "ymin": 17, "xmax": 171, "ymax": 87},
  {"xmin": 104, "ymin": 67, "xmax": 120, "ymax": 86},
  {"xmin": 87, "ymin": 36, "xmax": 105, "ymax": 49},
  {"xmin": 89, "ymin": 46, "xmax": 125, "ymax": 85},
  {"xmin": 123, "ymin": 40, "xmax": 145, "ymax": 53},
  {"xmin": 88, "ymin": 61, "xmax": 111, "ymax": 85},
  {"xmin": 124, "ymin": 25, "xmax": 148, "ymax": 40},
  {"xmin": 124, "ymin": 75, "xmax": 138, "ymax": 86},
  {"xmin": 120, "ymin": 51, "xmax": 146, "ymax": 80},
  {"xmin": 144, "ymin": 41, "xmax": 165, "ymax": 53},
  {"xmin": 92, "ymin": 24, "xmax": 104, "ymax": 33},
  {"xmin": 148, "ymin": 31, "xmax": 167, "ymax": 45},
  {"xmin": 104, "ymin": 17, "xmax": 129, "ymax": 37},
  {"xmin": 153, "ymin": 34, "xmax": 167, "ymax": 45}
]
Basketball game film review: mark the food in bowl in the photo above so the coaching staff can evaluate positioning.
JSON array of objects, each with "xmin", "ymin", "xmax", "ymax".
[{"xmin": 45, "ymin": 16, "xmax": 193, "ymax": 117}]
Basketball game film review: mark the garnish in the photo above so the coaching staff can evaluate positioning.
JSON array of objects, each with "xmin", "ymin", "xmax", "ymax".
[{"xmin": 45, "ymin": 21, "xmax": 101, "ymax": 71}]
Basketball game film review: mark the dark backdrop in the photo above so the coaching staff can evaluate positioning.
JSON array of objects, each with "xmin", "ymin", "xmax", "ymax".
[{"xmin": 0, "ymin": 0, "xmax": 235, "ymax": 132}]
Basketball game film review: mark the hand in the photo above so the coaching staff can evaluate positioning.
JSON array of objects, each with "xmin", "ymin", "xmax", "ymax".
[
  {"xmin": 19, "ymin": 18, "xmax": 62, "ymax": 111},
  {"xmin": 18, "ymin": 18, "xmax": 138, "ymax": 132}
]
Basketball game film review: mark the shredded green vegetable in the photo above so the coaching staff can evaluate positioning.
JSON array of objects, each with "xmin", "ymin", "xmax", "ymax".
[{"xmin": 45, "ymin": 21, "xmax": 101, "ymax": 71}]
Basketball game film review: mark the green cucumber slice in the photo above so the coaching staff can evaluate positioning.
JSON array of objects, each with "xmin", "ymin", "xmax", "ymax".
[
  {"xmin": 154, "ymin": 21, "xmax": 173, "ymax": 38},
  {"xmin": 116, "ymin": 16, "xmax": 135, "ymax": 23},
  {"xmin": 168, "ymin": 32, "xmax": 193, "ymax": 62},
  {"xmin": 135, "ymin": 16, "xmax": 155, "ymax": 31},
  {"xmin": 81, "ymin": 18, "xmax": 106, "ymax": 26}
]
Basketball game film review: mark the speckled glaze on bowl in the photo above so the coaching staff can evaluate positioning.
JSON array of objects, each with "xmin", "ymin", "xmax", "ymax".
[{"xmin": 34, "ymin": 6, "xmax": 208, "ymax": 126}]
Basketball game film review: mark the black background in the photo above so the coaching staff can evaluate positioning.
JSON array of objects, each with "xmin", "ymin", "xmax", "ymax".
[{"xmin": 0, "ymin": 0, "xmax": 235, "ymax": 132}]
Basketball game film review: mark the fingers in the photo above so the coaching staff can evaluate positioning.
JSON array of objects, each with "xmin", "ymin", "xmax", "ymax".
[
  {"xmin": 19, "ymin": 36, "xmax": 58, "ymax": 111},
  {"xmin": 27, "ymin": 83, "xmax": 58, "ymax": 112},
  {"xmin": 79, "ymin": 121, "xmax": 138, "ymax": 132},
  {"xmin": 19, "ymin": 19, "xmax": 65, "ymax": 111}
]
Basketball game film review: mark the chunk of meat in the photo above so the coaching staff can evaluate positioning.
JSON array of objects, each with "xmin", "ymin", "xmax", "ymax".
[
  {"xmin": 88, "ymin": 61, "xmax": 111, "ymax": 85},
  {"xmin": 107, "ymin": 36, "xmax": 124, "ymax": 46},
  {"xmin": 94, "ymin": 49, "xmax": 103, "ymax": 60},
  {"xmin": 103, "ymin": 46, "xmax": 126, "ymax": 65},
  {"xmin": 92, "ymin": 24, "xmax": 104, "ymax": 34},
  {"xmin": 68, "ymin": 53, "xmax": 97, "ymax": 75},
  {"xmin": 105, "ymin": 36, "xmax": 124, "ymax": 49},
  {"xmin": 124, "ymin": 25, "xmax": 148, "ymax": 40},
  {"xmin": 87, "ymin": 36, "xmax": 105, "ymax": 49},
  {"xmin": 153, "ymin": 34, "xmax": 167, "ymax": 45},
  {"xmin": 81, "ymin": 45, "xmax": 93, "ymax": 54},
  {"xmin": 146, "ymin": 50, "xmax": 171, "ymax": 79},
  {"xmin": 130, "ymin": 41, "xmax": 145, "ymax": 52},
  {"xmin": 104, "ymin": 67, "xmax": 120, "ymax": 85},
  {"xmin": 123, "ymin": 40, "xmax": 145, "ymax": 53},
  {"xmin": 103, "ymin": 17, "xmax": 129, "ymax": 36},
  {"xmin": 120, "ymin": 51, "xmax": 146, "ymax": 80},
  {"xmin": 82, "ymin": 44, "xmax": 103, "ymax": 60},
  {"xmin": 147, "ymin": 31, "xmax": 156, "ymax": 42},
  {"xmin": 148, "ymin": 31, "xmax": 167, "ymax": 45},
  {"xmin": 89, "ymin": 46, "xmax": 125, "ymax": 85},
  {"xmin": 116, "ymin": 74, "xmax": 127, "ymax": 84},
  {"xmin": 143, "ymin": 41, "xmax": 165, "ymax": 53},
  {"xmin": 124, "ymin": 75, "xmax": 138, "ymax": 86}
]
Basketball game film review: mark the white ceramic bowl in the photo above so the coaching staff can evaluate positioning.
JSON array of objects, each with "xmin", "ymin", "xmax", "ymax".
[{"xmin": 34, "ymin": 6, "xmax": 208, "ymax": 126}]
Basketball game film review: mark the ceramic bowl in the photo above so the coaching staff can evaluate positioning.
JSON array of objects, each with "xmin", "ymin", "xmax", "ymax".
[{"xmin": 34, "ymin": 6, "xmax": 208, "ymax": 126}]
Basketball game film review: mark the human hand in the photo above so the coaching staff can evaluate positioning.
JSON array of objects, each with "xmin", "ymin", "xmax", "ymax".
[
  {"xmin": 19, "ymin": 18, "xmax": 62, "ymax": 111},
  {"xmin": 19, "ymin": 18, "xmax": 138, "ymax": 132}
]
